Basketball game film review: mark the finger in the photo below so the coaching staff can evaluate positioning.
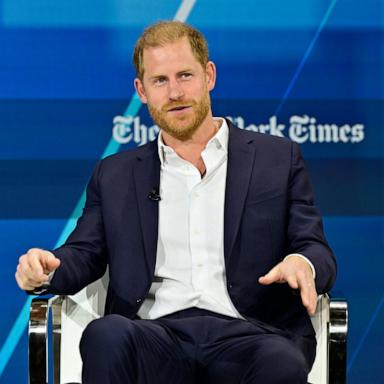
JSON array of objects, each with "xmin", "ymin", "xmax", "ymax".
[
  {"xmin": 16, "ymin": 264, "xmax": 38, "ymax": 287},
  {"xmin": 15, "ymin": 269, "xmax": 30, "ymax": 290},
  {"xmin": 18, "ymin": 255, "xmax": 47, "ymax": 286},
  {"xmin": 296, "ymin": 271, "xmax": 310, "ymax": 308},
  {"xmin": 307, "ymin": 283, "xmax": 318, "ymax": 315},
  {"xmin": 15, "ymin": 271, "xmax": 33, "ymax": 290},
  {"xmin": 286, "ymin": 274, "xmax": 299, "ymax": 290},
  {"xmin": 27, "ymin": 248, "xmax": 59, "ymax": 275},
  {"xmin": 258, "ymin": 264, "xmax": 283, "ymax": 285},
  {"xmin": 26, "ymin": 252, "xmax": 46, "ymax": 281},
  {"xmin": 296, "ymin": 272, "xmax": 317, "ymax": 315},
  {"xmin": 15, "ymin": 269, "xmax": 41, "ymax": 291},
  {"xmin": 18, "ymin": 257, "xmax": 34, "ymax": 281},
  {"xmin": 300, "ymin": 283, "xmax": 317, "ymax": 315}
]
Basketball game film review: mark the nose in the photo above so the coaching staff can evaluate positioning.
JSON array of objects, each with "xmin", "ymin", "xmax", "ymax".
[{"xmin": 168, "ymin": 78, "xmax": 185, "ymax": 100}]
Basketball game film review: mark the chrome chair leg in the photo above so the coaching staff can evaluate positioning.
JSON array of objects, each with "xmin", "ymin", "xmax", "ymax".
[{"xmin": 328, "ymin": 298, "xmax": 348, "ymax": 384}]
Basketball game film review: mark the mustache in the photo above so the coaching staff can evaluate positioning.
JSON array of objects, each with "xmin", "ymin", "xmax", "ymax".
[{"xmin": 162, "ymin": 100, "xmax": 196, "ymax": 112}]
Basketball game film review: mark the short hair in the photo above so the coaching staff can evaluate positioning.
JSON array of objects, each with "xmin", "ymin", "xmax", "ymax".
[{"xmin": 133, "ymin": 21, "xmax": 209, "ymax": 80}]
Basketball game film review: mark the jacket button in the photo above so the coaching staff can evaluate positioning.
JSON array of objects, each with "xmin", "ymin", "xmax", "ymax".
[
  {"xmin": 136, "ymin": 298, "xmax": 142, "ymax": 303},
  {"xmin": 228, "ymin": 284, "xmax": 233, "ymax": 289}
]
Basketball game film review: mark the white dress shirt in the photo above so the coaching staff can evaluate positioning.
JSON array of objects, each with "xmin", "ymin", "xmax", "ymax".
[
  {"xmin": 138, "ymin": 118, "xmax": 244, "ymax": 319},
  {"xmin": 137, "ymin": 118, "xmax": 315, "ymax": 319}
]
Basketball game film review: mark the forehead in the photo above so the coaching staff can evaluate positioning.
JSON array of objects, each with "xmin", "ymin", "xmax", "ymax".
[{"xmin": 141, "ymin": 37, "xmax": 202, "ymax": 76}]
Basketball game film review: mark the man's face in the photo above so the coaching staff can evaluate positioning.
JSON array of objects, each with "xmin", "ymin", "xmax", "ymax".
[{"xmin": 134, "ymin": 37, "xmax": 216, "ymax": 141}]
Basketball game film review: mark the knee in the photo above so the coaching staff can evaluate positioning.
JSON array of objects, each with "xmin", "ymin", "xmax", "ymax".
[
  {"xmin": 270, "ymin": 348, "xmax": 307, "ymax": 382},
  {"xmin": 246, "ymin": 338, "xmax": 308, "ymax": 383},
  {"xmin": 80, "ymin": 314, "xmax": 135, "ymax": 354},
  {"xmin": 80, "ymin": 315, "xmax": 139, "ymax": 381}
]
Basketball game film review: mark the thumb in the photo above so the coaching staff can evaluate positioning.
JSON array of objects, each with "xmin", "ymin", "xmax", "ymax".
[
  {"xmin": 47, "ymin": 257, "xmax": 61, "ymax": 271},
  {"xmin": 42, "ymin": 253, "xmax": 61, "ymax": 274},
  {"xmin": 258, "ymin": 264, "xmax": 282, "ymax": 285}
]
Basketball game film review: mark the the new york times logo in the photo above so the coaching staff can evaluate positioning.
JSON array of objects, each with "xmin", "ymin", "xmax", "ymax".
[
  {"xmin": 113, "ymin": 115, "xmax": 365, "ymax": 146},
  {"xmin": 113, "ymin": 115, "xmax": 160, "ymax": 146}
]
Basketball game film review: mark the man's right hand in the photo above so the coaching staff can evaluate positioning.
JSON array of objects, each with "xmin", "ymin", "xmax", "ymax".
[{"xmin": 15, "ymin": 248, "xmax": 61, "ymax": 291}]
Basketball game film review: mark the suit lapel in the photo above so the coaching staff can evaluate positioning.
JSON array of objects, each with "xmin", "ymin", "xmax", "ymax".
[
  {"xmin": 224, "ymin": 122, "xmax": 256, "ymax": 266},
  {"xmin": 133, "ymin": 141, "xmax": 161, "ymax": 271},
  {"xmin": 132, "ymin": 123, "xmax": 255, "ymax": 273}
]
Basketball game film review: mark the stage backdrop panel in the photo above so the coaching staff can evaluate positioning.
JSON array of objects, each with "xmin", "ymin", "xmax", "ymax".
[{"xmin": 0, "ymin": 1, "xmax": 383, "ymax": 382}]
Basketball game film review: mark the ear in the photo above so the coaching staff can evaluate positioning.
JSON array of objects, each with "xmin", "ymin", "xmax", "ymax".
[
  {"xmin": 205, "ymin": 61, "xmax": 216, "ymax": 91},
  {"xmin": 134, "ymin": 78, "xmax": 148, "ymax": 104}
]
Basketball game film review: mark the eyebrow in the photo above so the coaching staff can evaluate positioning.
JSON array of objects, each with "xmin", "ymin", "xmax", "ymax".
[
  {"xmin": 177, "ymin": 68, "xmax": 194, "ymax": 75},
  {"xmin": 148, "ymin": 74, "xmax": 167, "ymax": 81},
  {"xmin": 148, "ymin": 68, "xmax": 195, "ymax": 81}
]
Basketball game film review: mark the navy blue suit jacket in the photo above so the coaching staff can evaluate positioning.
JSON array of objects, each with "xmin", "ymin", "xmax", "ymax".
[{"xmin": 50, "ymin": 121, "xmax": 336, "ymax": 337}]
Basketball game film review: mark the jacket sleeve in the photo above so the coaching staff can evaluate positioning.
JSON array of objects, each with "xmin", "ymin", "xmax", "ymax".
[
  {"xmin": 286, "ymin": 142, "xmax": 337, "ymax": 293},
  {"xmin": 48, "ymin": 160, "xmax": 108, "ymax": 295}
]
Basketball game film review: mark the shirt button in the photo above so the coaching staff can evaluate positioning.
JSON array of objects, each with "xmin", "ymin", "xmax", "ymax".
[
  {"xmin": 197, "ymin": 263, "xmax": 203, "ymax": 268},
  {"xmin": 193, "ymin": 192, "xmax": 199, "ymax": 198}
]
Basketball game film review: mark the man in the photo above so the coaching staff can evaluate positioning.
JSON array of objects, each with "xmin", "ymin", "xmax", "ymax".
[{"xmin": 16, "ymin": 21, "xmax": 336, "ymax": 383}]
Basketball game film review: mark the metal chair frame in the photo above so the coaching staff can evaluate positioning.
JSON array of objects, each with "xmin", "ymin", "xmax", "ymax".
[{"xmin": 29, "ymin": 293, "xmax": 347, "ymax": 384}]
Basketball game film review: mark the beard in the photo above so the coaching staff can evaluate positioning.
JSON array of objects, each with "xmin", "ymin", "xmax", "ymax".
[{"xmin": 147, "ymin": 91, "xmax": 211, "ymax": 141}]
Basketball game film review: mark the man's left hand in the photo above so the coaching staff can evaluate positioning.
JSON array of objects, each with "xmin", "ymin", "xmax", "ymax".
[{"xmin": 258, "ymin": 256, "xmax": 317, "ymax": 315}]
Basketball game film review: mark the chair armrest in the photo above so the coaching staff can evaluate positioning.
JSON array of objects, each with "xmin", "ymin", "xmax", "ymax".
[
  {"xmin": 29, "ymin": 295, "xmax": 64, "ymax": 384},
  {"xmin": 328, "ymin": 296, "xmax": 348, "ymax": 384},
  {"xmin": 29, "ymin": 292, "xmax": 348, "ymax": 384}
]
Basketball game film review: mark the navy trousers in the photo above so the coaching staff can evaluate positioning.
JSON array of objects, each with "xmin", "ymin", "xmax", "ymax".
[{"xmin": 80, "ymin": 308, "xmax": 316, "ymax": 384}]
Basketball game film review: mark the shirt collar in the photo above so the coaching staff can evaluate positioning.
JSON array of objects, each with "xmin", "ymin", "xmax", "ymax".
[{"xmin": 157, "ymin": 117, "xmax": 228, "ymax": 166}]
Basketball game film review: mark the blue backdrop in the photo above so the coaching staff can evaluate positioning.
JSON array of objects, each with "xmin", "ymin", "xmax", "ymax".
[{"xmin": 0, "ymin": 0, "xmax": 383, "ymax": 382}]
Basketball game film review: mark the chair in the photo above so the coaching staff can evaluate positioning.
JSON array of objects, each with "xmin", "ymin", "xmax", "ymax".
[{"xmin": 28, "ymin": 274, "xmax": 348, "ymax": 384}]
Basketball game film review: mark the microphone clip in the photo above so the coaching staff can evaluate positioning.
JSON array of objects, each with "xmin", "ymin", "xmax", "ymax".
[{"xmin": 148, "ymin": 188, "xmax": 161, "ymax": 201}]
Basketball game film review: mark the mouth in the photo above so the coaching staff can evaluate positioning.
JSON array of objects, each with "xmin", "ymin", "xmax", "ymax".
[{"xmin": 167, "ymin": 105, "xmax": 192, "ymax": 113}]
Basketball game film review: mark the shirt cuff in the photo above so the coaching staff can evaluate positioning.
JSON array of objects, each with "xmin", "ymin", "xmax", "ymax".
[
  {"xmin": 28, "ymin": 270, "xmax": 56, "ymax": 295},
  {"xmin": 283, "ymin": 253, "xmax": 316, "ymax": 279},
  {"xmin": 29, "ymin": 283, "xmax": 50, "ymax": 295}
]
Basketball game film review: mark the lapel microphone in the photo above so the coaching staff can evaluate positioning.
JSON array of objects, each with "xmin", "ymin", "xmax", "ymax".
[{"xmin": 148, "ymin": 187, "xmax": 161, "ymax": 201}]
